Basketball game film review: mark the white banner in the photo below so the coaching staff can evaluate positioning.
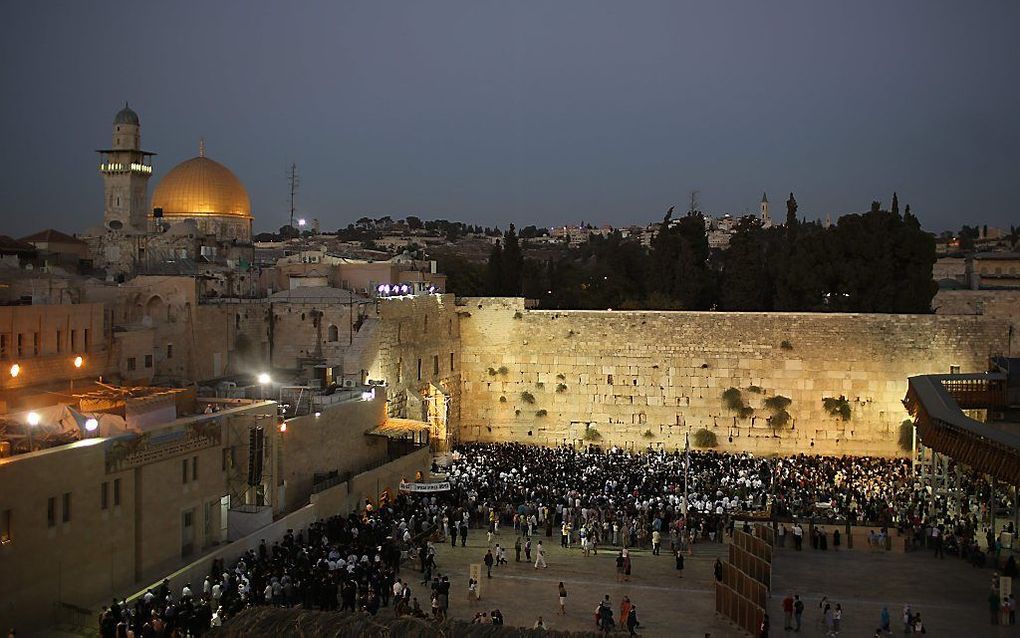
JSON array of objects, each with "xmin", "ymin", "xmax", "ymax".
[{"xmin": 399, "ymin": 480, "xmax": 451, "ymax": 493}]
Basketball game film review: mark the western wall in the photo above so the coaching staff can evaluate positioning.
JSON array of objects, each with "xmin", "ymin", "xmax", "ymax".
[{"xmin": 456, "ymin": 297, "xmax": 1011, "ymax": 456}]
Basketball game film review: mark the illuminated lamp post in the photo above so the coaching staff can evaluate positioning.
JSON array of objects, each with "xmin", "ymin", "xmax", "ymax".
[
  {"xmin": 85, "ymin": 418, "xmax": 99, "ymax": 438},
  {"xmin": 71, "ymin": 355, "xmax": 84, "ymax": 394},
  {"xmin": 9, "ymin": 363, "xmax": 20, "ymax": 378},
  {"xmin": 257, "ymin": 373, "xmax": 271, "ymax": 400},
  {"xmin": 26, "ymin": 411, "xmax": 40, "ymax": 451}
]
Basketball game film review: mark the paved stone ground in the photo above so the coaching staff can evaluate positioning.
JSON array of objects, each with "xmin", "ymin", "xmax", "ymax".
[
  {"xmin": 428, "ymin": 533, "xmax": 744, "ymax": 636},
  {"xmin": 426, "ymin": 529, "xmax": 1017, "ymax": 637},
  {"xmin": 769, "ymin": 543, "xmax": 1015, "ymax": 637}
]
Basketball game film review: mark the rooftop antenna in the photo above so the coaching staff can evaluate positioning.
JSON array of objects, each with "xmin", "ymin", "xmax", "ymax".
[{"xmin": 287, "ymin": 162, "xmax": 300, "ymax": 229}]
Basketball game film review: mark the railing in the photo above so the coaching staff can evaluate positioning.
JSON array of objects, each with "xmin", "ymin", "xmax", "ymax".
[{"xmin": 52, "ymin": 601, "xmax": 93, "ymax": 630}]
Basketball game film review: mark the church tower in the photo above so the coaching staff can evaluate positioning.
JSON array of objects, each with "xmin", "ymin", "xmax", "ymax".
[
  {"xmin": 760, "ymin": 192, "xmax": 770, "ymax": 225},
  {"xmin": 97, "ymin": 103, "xmax": 155, "ymax": 232}
]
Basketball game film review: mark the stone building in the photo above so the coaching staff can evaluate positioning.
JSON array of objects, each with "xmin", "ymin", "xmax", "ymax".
[{"xmin": 84, "ymin": 106, "xmax": 255, "ymax": 276}]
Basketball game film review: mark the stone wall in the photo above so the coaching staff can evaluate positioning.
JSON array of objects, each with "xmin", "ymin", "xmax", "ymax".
[
  {"xmin": 458, "ymin": 297, "xmax": 1010, "ymax": 456},
  {"xmin": 934, "ymin": 288, "xmax": 1020, "ymax": 325},
  {"xmin": 279, "ymin": 392, "xmax": 389, "ymax": 512},
  {"xmin": 356, "ymin": 294, "xmax": 462, "ymax": 441}
]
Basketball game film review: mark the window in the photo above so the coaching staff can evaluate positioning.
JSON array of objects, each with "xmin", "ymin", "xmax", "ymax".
[
  {"xmin": 607, "ymin": 374, "xmax": 614, "ymax": 385},
  {"xmin": 101, "ymin": 482, "xmax": 109, "ymax": 510},
  {"xmin": 113, "ymin": 479, "xmax": 121, "ymax": 506},
  {"xmin": 0, "ymin": 334, "xmax": 8, "ymax": 359},
  {"xmin": 83, "ymin": 329, "xmax": 89, "ymax": 348},
  {"xmin": 144, "ymin": 354, "xmax": 153, "ymax": 368},
  {"xmin": 450, "ymin": 352, "xmax": 455, "ymax": 371},
  {"xmin": 327, "ymin": 325, "xmax": 339, "ymax": 342},
  {"xmin": 17, "ymin": 334, "xmax": 23, "ymax": 357},
  {"xmin": 167, "ymin": 344, "xmax": 173, "ymax": 359},
  {"xmin": 0, "ymin": 509, "xmax": 10, "ymax": 542},
  {"xmin": 56, "ymin": 330, "xmax": 62, "ymax": 353},
  {"xmin": 70, "ymin": 329, "xmax": 77, "ymax": 351},
  {"xmin": 192, "ymin": 456, "xmax": 198, "ymax": 481},
  {"xmin": 126, "ymin": 357, "xmax": 136, "ymax": 371},
  {"xmin": 432, "ymin": 355, "xmax": 440, "ymax": 375},
  {"xmin": 417, "ymin": 358, "xmax": 422, "ymax": 381},
  {"xmin": 62, "ymin": 492, "xmax": 71, "ymax": 523},
  {"xmin": 47, "ymin": 497, "xmax": 56, "ymax": 527},
  {"xmin": 424, "ymin": 314, "xmax": 429, "ymax": 332},
  {"xmin": 182, "ymin": 459, "xmax": 189, "ymax": 484},
  {"xmin": 33, "ymin": 333, "xmax": 39, "ymax": 356}
]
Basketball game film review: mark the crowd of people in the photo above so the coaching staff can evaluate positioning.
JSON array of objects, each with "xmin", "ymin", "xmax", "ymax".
[
  {"xmin": 97, "ymin": 497, "xmax": 433, "ymax": 637},
  {"xmin": 90, "ymin": 441, "xmax": 1015, "ymax": 636}
]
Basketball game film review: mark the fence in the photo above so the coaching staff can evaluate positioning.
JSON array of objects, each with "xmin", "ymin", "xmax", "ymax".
[{"xmin": 716, "ymin": 524, "xmax": 773, "ymax": 635}]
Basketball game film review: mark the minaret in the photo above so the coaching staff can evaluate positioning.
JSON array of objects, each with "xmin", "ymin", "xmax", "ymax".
[
  {"xmin": 760, "ymin": 192, "xmax": 770, "ymax": 226},
  {"xmin": 97, "ymin": 103, "xmax": 155, "ymax": 232}
]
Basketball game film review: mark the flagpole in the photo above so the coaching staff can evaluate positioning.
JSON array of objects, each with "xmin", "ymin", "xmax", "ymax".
[{"xmin": 683, "ymin": 431, "xmax": 690, "ymax": 517}]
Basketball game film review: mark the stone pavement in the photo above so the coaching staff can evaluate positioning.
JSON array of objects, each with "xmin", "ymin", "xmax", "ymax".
[
  {"xmin": 769, "ymin": 544, "xmax": 1016, "ymax": 636},
  {"xmin": 428, "ymin": 533, "xmax": 744, "ymax": 636}
]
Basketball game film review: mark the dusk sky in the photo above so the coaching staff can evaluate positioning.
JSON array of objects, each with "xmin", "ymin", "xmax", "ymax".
[{"xmin": 1, "ymin": 1, "xmax": 1018, "ymax": 236}]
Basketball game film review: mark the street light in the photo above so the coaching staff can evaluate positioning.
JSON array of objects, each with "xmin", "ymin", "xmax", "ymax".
[
  {"xmin": 71, "ymin": 356, "xmax": 85, "ymax": 394},
  {"xmin": 297, "ymin": 218, "xmax": 306, "ymax": 228},
  {"xmin": 9, "ymin": 363, "xmax": 20, "ymax": 378},
  {"xmin": 85, "ymin": 418, "xmax": 99, "ymax": 435},
  {"xmin": 26, "ymin": 411, "xmax": 39, "ymax": 451},
  {"xmin": 257, "ymin": 373, "xmax": 271, "ymax": 400}
]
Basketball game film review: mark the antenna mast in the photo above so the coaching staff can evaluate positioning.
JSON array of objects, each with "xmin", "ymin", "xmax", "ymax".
[{"xmin": 287, "ymin": 162, "xmax": 300, "ymax": 228}]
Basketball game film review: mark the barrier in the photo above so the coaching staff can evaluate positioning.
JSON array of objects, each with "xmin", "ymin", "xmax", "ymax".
[{"xmin": 716, "ymin": 524, "xmax": 773, "ymax": 635}]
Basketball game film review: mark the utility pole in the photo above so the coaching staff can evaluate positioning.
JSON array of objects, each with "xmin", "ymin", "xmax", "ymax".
[
  {"xmin": 688, "ymin": 190, "xmax": 700, "ymax": 215},
  {"xmin": 287, "ymin": 162, "xmax": 300, "ymax": 229}
]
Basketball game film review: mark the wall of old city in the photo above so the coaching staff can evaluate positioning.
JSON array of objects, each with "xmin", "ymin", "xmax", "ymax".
[
  {"xmin": 934, "ymin": 289, "xmax": 1020, "ymax": 334},
  {"xmin": 279, "ymin": 391, "xmax": 389, "ymax": 512},
  {"xmin": 458, "ymin": 297, "xmax": 1010, "ymax": 457},
  {"xmin": 353, "ymin": 294, "xmax": 462, "ymax": 437}
]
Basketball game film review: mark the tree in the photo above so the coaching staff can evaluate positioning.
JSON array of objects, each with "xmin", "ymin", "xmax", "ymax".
[
  {"xmin": 719, "ymin": 216, "xmax": 771, "ymax": 310},
  {"xmin": 891, "ymin": 192, "xmax": 899, "ymax": 216},
  {"xmin": 485, "ymin": 241, "xmax": 503, "ymax": 294},
  {"xmin": 785, "ymin": 193, "xmax": 798, "ymax": 228},
  {"xmin": 500, "ymin": 225, "xmax": 524, "ymax": 295},
  {"xmin": 650, "ymin": 209, "xmax": 712, "ymax": 309},
  {"xmin": 405, "ymin": 216, "xmax": 423, "ymax": 230}
]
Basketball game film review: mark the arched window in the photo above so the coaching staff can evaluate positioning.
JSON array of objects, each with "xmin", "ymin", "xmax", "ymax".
[{"xmin": 327, "ymin": 325, "xmax": 339, "ymax": 342}]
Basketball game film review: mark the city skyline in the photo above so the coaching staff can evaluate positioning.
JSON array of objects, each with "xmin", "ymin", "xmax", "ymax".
[{"xmin": 1, "ymin": 1, "xmax": 1018, "ymax": 236}]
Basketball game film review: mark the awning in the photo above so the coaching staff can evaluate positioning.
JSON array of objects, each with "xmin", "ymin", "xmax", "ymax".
[{"xmin": 368, "ymin": 417, "xmax": 431, "ymax": 439}]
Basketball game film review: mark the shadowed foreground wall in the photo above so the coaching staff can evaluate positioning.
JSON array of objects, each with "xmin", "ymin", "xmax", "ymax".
[{"xmin": 458, "ymin": 298, "xmax": 1010, "ymax": 456}]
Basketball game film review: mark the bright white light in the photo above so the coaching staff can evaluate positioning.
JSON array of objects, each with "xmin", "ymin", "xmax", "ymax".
[
  {"xmin": 73, "ymin": 355, "xmax": 84, "ymax": 368},
  {"xmin": 298, "ymin": 218, "xmax": 306, "ymax": 227},
  {"xmin": 361, "ymin": 391, "xmax": 374, "ymax": 401},
  {"xmin": 400, "ymin": 284, "xmax": 410, "ymax": 295},
  {"xmin": 85, "ymin": 418, "xmax": 99, "ymax": 432},
  {"xmin": 257, "ymin": 373, "xmax": 271, "ymax": 384},
  {"xmin": 314, "ymin": 412, "xmax": 321, "ymax": 418},
  {"xmin": 279, "ymin": 422, "xmax": 287, "ymax": 433},
  {"xmin": 9, "ymin": 363, "xmax": 20, "ymax": 378},
  {"xmin": 27, "ymin": 412, "xmax": 40, "ymax": 426},
  {"xmin": 377, "ymin": 284, "xmax": 386, "ymax": 294}
]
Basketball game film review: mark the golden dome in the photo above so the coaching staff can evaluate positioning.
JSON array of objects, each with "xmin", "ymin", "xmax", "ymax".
[{"xmin": 151, "ymin": 155, "xmax": 252, "ymax": 219}]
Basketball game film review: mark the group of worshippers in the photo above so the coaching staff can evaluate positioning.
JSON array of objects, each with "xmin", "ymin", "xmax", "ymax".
[
  {"xmin": 115, "ymin": 441, "xmax": 1013, "ymax": 636},
  {"xmin": 443, "ymin": 442, "xmax": 772, "ymax": 556},
  {"xmin": 98, "ymin": 495, "xmax": 441, "ymax": 637},
  {"xmin": 771, "ymin": 452, "xmax": 1013, "ymax": 563}
]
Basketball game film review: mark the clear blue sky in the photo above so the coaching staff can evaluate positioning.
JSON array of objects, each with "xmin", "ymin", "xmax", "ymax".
[{"xmin": 1, "ymin": 1, "xmax": 1017, "ymax": 235}]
